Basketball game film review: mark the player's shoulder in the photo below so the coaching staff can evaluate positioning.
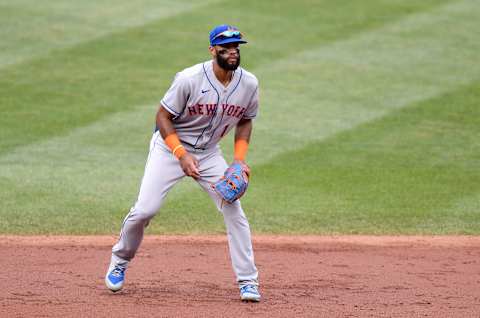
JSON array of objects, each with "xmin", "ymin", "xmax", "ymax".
[
  {"xmin": 238, "ymin": 67, "xmax": 259, "ymax": 88},
  {"xmin": 174, "ymin": 62, "xmax": 205, "ymax": 82}
]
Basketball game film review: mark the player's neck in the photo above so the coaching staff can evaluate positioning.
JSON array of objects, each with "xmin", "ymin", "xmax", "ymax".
[{"xmin": 212, "ymin": 61, "xmax": 234, "ymax": 87}]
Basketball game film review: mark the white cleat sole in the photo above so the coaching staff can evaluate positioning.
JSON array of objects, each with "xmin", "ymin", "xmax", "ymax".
[
  {"xmin": 240, "ymin": 294, "xmax": 261, "ymax": 302},
  {"xmin": 105, "ymin": 275, "xmax": 123, "ymax": 292}
]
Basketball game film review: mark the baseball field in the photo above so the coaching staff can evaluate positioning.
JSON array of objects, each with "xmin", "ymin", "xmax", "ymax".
[{"xmin": 1, "ymin": 0, "xmax": 479, "ymax": 317}]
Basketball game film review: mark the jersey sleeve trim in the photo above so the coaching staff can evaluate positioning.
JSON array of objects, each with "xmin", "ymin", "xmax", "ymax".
[
  {"xmin": 242, "ymin": 85, "xmax": 258, "ymax": 119},
  {"xmin": 160, "ymin": 100, "xmax": 181, "ymax": 116}
]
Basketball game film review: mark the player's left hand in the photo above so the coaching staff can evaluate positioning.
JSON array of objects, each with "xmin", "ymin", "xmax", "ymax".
[
  {"xmin": 212, "ymin": 162, "xmax": 250, "ymax": 203},
  {"xmin": 233, "ymin": 160, "xmax": 250, "ymax": 177}
]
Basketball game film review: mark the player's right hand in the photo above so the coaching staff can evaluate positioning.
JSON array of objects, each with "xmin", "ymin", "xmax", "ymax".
[{"xmin": 179, "ymin": 152, "xmax": 200, "ymax": 179}]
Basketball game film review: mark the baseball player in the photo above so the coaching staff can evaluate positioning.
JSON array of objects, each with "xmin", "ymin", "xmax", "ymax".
[{"xmin": 105, "ymin": 24, "xmax": 261, "ymax": 302}]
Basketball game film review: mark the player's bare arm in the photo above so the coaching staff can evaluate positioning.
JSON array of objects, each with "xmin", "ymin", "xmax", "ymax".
[
  {"xmin": 235, "ymin": 118, "xmax": 252, "ymax": 143},
  {"xmin": 156, "ymin": 107, "xmax": 200, "ymax": 179},
  {"xmin": 233, "ymin": 118, "xmax": 252, "ymax": 175}
]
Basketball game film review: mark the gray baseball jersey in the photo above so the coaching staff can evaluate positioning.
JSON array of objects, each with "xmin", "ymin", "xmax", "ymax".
[{"xmin": 159, "ymin": 60, "xmax": 259, "ymax": 150}]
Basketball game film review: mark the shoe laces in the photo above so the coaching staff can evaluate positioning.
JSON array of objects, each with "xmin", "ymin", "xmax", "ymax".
[
  {"xmin": 239, "ymin": 280, "xmax": 258, "ymax": 288},
  {"xmin": 240, "ymin": 284, "xmax": 259, "ymax": 294},
  {"xmin": 111, "ymin": 264, "xmax": 126, "ymax": 277}
]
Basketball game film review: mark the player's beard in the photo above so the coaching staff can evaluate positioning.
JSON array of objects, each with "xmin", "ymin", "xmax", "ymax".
[{"xmin": 216, "ymin": 52, "xmax": 240, "ymax": 71}]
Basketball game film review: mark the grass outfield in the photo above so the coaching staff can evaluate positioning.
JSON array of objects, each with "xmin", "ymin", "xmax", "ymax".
[{"xmin": 0, "ymin": 0, "xmax": 479, "ymax": 234}]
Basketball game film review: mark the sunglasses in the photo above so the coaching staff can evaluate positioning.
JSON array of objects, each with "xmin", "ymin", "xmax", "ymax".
[{"xmin": 212, "ymin": 29, "xmax": 243, "ymax": 40}]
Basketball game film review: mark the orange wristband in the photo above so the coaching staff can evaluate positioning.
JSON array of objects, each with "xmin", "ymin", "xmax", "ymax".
[
  {"xmin": 165, "ymin": 133, "xmax": 186, "ymax": 159},
  {"xmin": 234, "ymin": 139, "xmax": 249, "ymax": 161}
]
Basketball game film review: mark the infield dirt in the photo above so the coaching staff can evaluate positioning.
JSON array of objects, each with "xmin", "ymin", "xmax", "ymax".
[{"xmin": 1, "ymin": 235, "xmax": 479, "ymax": 317}]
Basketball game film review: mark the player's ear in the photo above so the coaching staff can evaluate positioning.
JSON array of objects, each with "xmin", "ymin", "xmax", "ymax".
[{"xmin": 209, "ymin": 46, "xmax": 216, "ymax": 58}]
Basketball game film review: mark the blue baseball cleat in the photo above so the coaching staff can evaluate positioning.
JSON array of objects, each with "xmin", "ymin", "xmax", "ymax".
[
  {"xmin": 239, "ymin": 283, "xmax": 261, "ymax": 302},
  {"xmin": 105, "ymin": 262, "xmax": 127, "ymax": 292}
]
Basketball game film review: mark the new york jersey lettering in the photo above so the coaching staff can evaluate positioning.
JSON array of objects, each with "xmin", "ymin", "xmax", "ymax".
[{"xmin": 188, "ymin": 103, "xmax": 246, "ymax": 118}]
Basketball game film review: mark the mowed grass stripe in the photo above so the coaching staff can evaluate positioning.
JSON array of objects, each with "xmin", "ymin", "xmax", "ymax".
[
  {"xmin": 0, "ymin": 0, "xmax": 220, "ymax": 68},
  {"xmin": 244, "ymin": 82, "xmax": 480, "ymax": 234},
  {"xmin": 0, "ymin": 104, "xmax": 157, "ymax": 234},
  {"xmin": 0, "ymin": 0, "xmax": 448, "ymax": 155},
  {"xmin": 247, "ymin": 0, "xmax": 480, "ymax": 164}
]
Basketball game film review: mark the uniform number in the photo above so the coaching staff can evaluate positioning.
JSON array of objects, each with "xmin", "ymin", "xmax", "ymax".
[{"xmin": 220, "ymin": 125, "xmax": 229, "ymax": 137}]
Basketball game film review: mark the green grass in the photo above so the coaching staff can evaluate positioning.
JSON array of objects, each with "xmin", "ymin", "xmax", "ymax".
[
  {"xmin": 245, "ymin": 83, "xmax": 480, "ymax": 234},
  {"xmin": 0, "ymin": 0, "xmax": 479, "ymax": 234},
  {"xmin": 0, "ymin": 0, "xmax": 219, "ymax": 67}
]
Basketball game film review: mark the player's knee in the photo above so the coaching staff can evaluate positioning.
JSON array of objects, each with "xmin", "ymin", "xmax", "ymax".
[
  {"xmin": 221, "ymin": 201, "xmax": 247, "ymax": 220},
  {"xmin": 217, "ymin": 199, "xmax": 241, "ymax": 213},
  {"xmin": 137, "ymin": 211, "xmax": 156, "ymax": 223},
  {"xmin": 130, "ymin": 204, "xmax": 158, "ymax": 223}
]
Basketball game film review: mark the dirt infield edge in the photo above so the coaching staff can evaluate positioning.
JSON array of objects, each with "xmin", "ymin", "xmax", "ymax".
[{"xmin": 1, "ymin": 234, "xmax": 479, "ymax": 247}]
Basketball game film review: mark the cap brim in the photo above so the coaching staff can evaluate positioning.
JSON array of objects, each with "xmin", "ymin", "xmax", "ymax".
[{"xmin": 211, "ymin": 37, "xmax": 248, "ymax": 46}]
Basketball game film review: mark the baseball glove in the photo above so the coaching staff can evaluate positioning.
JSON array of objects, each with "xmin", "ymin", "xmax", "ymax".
[{"xmin": 212, "ymin": 162, "xmax": 250, "ymax": 204}]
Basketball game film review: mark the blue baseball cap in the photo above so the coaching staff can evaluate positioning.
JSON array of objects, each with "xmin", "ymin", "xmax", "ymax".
[{"xmin": 209, "ymin": 24, "xmax": 247, "ymax": 46}]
